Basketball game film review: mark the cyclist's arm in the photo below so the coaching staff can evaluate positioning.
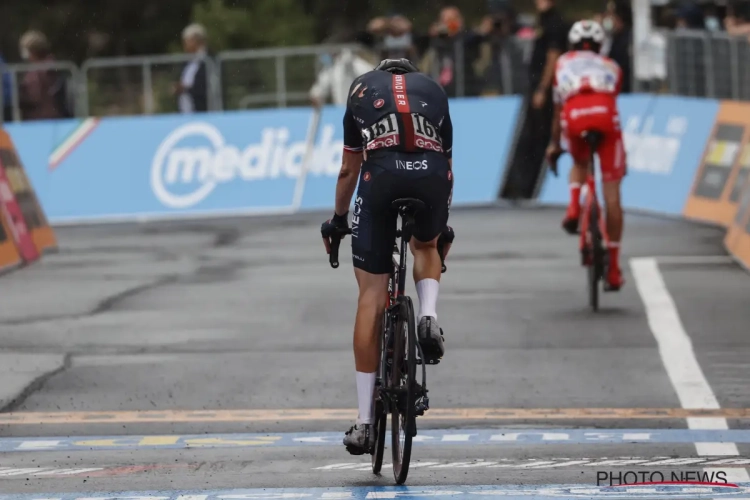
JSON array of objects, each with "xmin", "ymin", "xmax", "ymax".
[{"xmin": 335, "ymin": 106, "xmax": 364, "ymax": 216}]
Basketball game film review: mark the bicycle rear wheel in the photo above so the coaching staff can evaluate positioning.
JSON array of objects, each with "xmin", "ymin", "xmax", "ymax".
[
  {"xmin": 391, "ymin": 296, "xmax": 416, "ymax": 485},
  {"xmin": 588, "ymin": 204, "xmax": 603, "ymax": 312}
]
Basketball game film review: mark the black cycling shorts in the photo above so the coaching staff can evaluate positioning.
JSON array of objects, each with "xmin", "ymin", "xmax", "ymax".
[{"xmin": 351, "ymin": 150, "xmax": 452, "ymax": 275}]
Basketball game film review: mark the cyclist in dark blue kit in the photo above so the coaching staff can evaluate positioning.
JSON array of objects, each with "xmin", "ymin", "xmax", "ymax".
[{"xmin": 321, "ymin": 58, "xmax": 454, "ymax": 455}]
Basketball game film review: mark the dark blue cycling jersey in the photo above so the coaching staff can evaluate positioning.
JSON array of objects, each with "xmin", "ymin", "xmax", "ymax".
[{"xmin": 343, "ymin": 70, "xmax": 453, "ymax": 159}]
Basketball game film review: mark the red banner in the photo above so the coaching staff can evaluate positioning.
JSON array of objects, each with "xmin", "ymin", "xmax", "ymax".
[{"xmin": 0, "ymin": 156, "xmax": 39, "ymax": 264}]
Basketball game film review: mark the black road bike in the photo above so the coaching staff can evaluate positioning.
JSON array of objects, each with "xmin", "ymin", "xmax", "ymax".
[{"xmin": 327, "ymin": 198, "xmax": 447, "ymax": 485}]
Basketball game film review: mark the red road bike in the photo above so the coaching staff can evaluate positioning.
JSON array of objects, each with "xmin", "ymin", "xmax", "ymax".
[{"xmin": 549, "ymin": 130, "xmax": 611, "ymax": 312}]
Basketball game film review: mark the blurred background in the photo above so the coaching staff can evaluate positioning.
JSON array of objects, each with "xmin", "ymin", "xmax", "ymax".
[{"xmin": 1, "ymin": 0, "xmax": 748, "ymax": 122}]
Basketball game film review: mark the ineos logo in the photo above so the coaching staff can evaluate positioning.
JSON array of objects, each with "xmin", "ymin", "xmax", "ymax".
[{"xmin": 396, "ymin": 160, "xmax": 429, "ymax": 170}]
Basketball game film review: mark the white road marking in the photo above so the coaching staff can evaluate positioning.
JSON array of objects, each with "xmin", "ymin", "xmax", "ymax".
[
  {"xmin": 631, "ymin": 257, "xmax": 750, "ymax": 483},
  {"xmin": 313, "ymin": 457, "xmax": 750, "ymax": 470},
  {"xmin": 16, "ymin": 440, "xmax": 62, "ymax": 450},
  {"xmin": 0, "ymin": 467, "xmax": 104, "ymax": 477}
]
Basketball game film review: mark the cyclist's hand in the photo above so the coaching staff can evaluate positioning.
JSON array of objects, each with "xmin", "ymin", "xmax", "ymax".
[
  {"xmin": 546, "ymin": 143, "xmax": 564, "ymax": 177},
  {"xmin": 321, "ymin": 212, "xmax": 349, "ymax": 254}
]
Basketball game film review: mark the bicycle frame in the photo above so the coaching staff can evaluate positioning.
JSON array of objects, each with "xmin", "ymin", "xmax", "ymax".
[
  {"xmin": 378, "ymin": 208, "xmax": 428, "ymax": 413},
  {"xmin": 578, "ymin": 141, "xmax": 610, "ymax": 258}
]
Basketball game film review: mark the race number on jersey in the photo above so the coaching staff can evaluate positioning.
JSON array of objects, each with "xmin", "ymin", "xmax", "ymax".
[
  {"xmin": 554, "ymin": 51, "xmax": 621, "ymax": 104},
  {"xmin": 362, "ymin": 114, "xmax": 400, "ymax": 150}
]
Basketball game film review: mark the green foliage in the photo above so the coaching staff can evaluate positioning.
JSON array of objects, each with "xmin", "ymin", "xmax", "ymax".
[{"xmin": 191, "ymin": 0, "xmax": 315, "ymax": 52}]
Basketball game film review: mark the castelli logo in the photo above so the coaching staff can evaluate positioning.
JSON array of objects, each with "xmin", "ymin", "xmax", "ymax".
[
  {"xmin": 363, "ymin": 172, "xmax": 371, "ymax": 182},
  {"xmin": 373, "ymin": 99, "xmax": 384, "ymax": 109}
]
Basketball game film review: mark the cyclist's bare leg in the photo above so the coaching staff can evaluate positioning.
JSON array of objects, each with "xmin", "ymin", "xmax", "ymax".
[
  {"xmin": 352, "ymin": 268, "xmax": 389, "ymax": 423},
  {"xmin": 602, "ymin": 180, "xmax": 624, "ymax": 282},
  {"xmin": 410, "ymin": 235, "xmax": 441, "ymax": 320},
  {"xmin": 569, "ymin": 160, "xmax": 588, "ymax": 212},
  {"xmin": 563, "ymin": 161, "xmax": 589, "ymax": 233}
]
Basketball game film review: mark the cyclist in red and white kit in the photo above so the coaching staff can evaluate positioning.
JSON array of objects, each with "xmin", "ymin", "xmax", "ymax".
[{"xmin": 546, "ymin": 20, "xmax": 626, "ymax": 291}]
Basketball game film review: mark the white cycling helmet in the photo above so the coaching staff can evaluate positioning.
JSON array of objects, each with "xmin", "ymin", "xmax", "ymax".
[{"xmin": 568, "ymin": 20, "xmax": 606, "ymax": 47}]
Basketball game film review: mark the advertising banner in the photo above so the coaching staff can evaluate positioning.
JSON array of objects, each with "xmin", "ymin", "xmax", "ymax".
[
  {"xmin": 537, "ymin": 95, "xmax": 720, "ymax": 216},
  {"xmin": 5, "ymin": 97, "xmax": 521, "ymax": 223},
  {"xmin": 0, "ymin": 154, "xmax": 38, "ymax": 263},
  {"xmin": 0, "ymin": 202, "xmax": 22, "ymax": 273},
  {"xmin": 683, "ymin": 102, "xmax": 750, "ymax": 227},
  {"xmin": 724, "ymin": 175, "xmax": 750, "ymax": 269},
  {"xmin": 0, "ymin": 130, "xmax": 57, "ymax": 255}
]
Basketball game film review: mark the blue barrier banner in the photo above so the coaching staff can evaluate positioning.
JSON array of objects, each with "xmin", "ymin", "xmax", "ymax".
[
  {"xmin": 537, "ymin": 94, "xmax": 720, "ymax": 216},
  {"xmin": 6, "ymin": 96, "xmax": 520, "ymax": 223}
]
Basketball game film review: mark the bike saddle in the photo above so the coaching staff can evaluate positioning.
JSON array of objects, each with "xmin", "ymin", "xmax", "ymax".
[
  {"xmin": 391, "ymin": 198, "xmax": 426, "ymax": 215},
  {"xmin": 582, "ymin": 130, "xmax": 604, "ymax": 150}
]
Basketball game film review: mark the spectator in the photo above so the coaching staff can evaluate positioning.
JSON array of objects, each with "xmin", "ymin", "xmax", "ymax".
[
  {"xmin": 501, "ymin": 0, "xmax": 567, "ymax": 199},
  {"xmin": 309, "ymin": 48, "xmax": 372, "ymax": 108},
  {"xmin": 176, "ymin": 23, "xmax": 211, "ymax": 114},
  {"xmin": 675, "ymin": 2, "xmax": 704, "ymax": 30},
  {"xmin": 366, "ymin": 15, "xmax": 418, "ymax": 60},
  {"xmin": 605, "ymin": 2, "xmax": 633, "ymax": 94},
  {"xmin": 0, "ymin": 53, "xmax": 11, "ymax": 122},
  {"xmin": 474, "ymin": 2, "xmax": 524, "ymax": 96},
  {"xmin": 420, "ymin": 6, "xmax": 485, "ymax": 97},
  {"xmin": 725, "ymin": 1, "xmax": 750, "ymax": 38},
  {"xmin": 18, "ymin": 30, "xmax": 70, "ymax": 121}
]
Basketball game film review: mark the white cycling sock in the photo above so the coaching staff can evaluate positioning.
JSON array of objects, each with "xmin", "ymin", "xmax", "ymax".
[
  {"xmin": 355, "ymin": 371, "xmax": 376, "ymax": 425},
  {"xmin": 416, "ymin": 278, "xmax": 439, "ymax": 321}
]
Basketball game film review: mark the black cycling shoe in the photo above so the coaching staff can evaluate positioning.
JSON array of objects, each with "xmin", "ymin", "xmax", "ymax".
[
  {"xmin": 418, "ymin": 316, "xmax": 444, "ymax": 364},
  {"xmin": 562, "ymin": 217, "xmax": 579, "ymax": 235}
]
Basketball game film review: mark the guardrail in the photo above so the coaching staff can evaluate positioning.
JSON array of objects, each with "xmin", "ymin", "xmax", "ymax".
[{"xmin": 0, "ymin": 39, "xmax": 535, "ymax": 123}]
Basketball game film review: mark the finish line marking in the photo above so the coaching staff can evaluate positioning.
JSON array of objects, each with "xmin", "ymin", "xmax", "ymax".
[
  {"xmin": 3, "ymin": 408, "xmax": 750, "ymax": 425},
  {"xmin": 5, "ymin": 429, "xmax": 750, "ymax": 452},
  {"xmin": 314, "ymin": 457, "xmax": 750, "ymax": 471},
  {"xmin": 3, "ymin": 484, "xmax": 750, "ymax": 500}
]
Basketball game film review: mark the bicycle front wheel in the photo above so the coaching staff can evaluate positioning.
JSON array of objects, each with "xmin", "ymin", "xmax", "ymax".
[{"xmin": 391, "ymin": 296, "xmax": 416, "ymax": 485}]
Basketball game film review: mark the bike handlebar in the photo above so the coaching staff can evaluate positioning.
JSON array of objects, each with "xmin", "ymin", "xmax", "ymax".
[
  {"xmin": 326, "ymin": 226, "xmax": 453, "ymax": 272},
  {"xmin": 327, "ymin": 227, "xmax": 352, "ymax": 269}
]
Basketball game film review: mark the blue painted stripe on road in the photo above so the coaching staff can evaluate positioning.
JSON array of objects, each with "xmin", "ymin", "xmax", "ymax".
[
  {"xmin": 2, "ymin": 484, "xmax": 750, "ymax": 500},
  {"xmin": 4, "ymin": 429, "xmax": 750, "ymax": 452}
]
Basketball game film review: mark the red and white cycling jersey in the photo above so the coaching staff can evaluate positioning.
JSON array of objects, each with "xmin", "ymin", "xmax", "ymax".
[{"xmin": 552, "ymin": 50, "xmax": 622, "ymax": 105}]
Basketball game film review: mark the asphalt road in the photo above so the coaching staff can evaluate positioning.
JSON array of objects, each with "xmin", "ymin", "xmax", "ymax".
[{"xmin": 0, "ymin": 206, "xmax": 749, "ymax": 499}]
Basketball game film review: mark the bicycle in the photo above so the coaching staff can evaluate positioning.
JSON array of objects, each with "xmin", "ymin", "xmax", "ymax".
[
  {"xmin": 549, "ymin": 130, "xmax": 610, "ymax": 312},
  {"xmin": 327, "ymin": 198, "xmax": 447, "ymax": 485}
]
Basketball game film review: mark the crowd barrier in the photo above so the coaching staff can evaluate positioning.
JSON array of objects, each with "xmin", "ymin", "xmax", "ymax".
[
  {"xmin": 3, "ymin": 92, "xmax": 750, "ymax": 274},
  {"xmin": 4, "ymin": 97, "xmax": 521, "ymax": 223}
]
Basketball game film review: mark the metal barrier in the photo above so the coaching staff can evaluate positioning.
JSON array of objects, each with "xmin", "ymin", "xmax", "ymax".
[
  {"xmin": 667, "ymin": 30, "xmax": 750, "ymax": 101},
  {"xmin": 217, "ymin": 44, "xmax": 371, "ymax": 110},
  {"xmin": 1, "ymin": 61, "xmax": 80, "ymax": 124},
  {"xmin": 0, "ymin": 37, "xmax": 535, "ymax": 122},
  {"xmin": 80, "ymin": 54, "xmax": 221, "ymax": 117}
]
